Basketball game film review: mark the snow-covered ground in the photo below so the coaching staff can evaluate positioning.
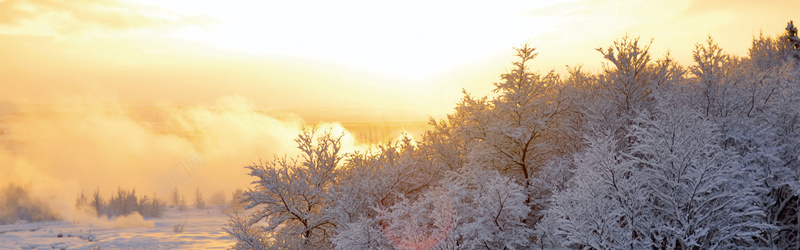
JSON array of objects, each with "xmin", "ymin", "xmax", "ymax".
[{"xmin": 0, "ymin": 206, "xmax": 235, "ymax": 249}]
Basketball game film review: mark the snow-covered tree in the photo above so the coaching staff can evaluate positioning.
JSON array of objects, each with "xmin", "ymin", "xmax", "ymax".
[
  {"xmin": 377, "ymin": 186, "xmax": 457, "ymax": 250},
  {"xmin": 444, "ymin": 45, "xmax": 571, "ymax": 225},
  {"xmin": 329, "ymin": 136, "xmax": 438, "ymax": 225},
  {"xmin": 332, "ymin": 216, "xmax": 391, "ymax": 249},
  {"xmin": 595, "ymin": 36, "xmax": 658, "ymax": 114},
  {"xmin": 375, "ymin": 169, "xmax": 531, "ymax": 250},
  {"xmin": 629, "ymin": 97, "xmax": 771, "ymax": 249},
  {"xmin": 697, "ymin": 29, "xmax": 800, "ymax": 248},
  {"xmin": 476, "ymin": 43, "xmax": 567, "ymax": 186},
  {"xmin": 448, "ymin": 169, "xmax": 532, "ymax": 249},
  {"xmin": 787, "ymin": 21, "xmax": 800, "ymax": 51},
  {"xmin": 528, "ymin": 155, "xmax": 575, "ymax": 247},
  {"xmin": 422, "ymin": 111, "xmax": 473, "ymax": 172},
  {"xmin": 545, "ymin": 98, "xmax": 772, "ymax": 249},
  {"xmin": 748, "ymin": 32, "xmax": 800, "ymax": 248},
  {"xmin": 225, "ymin": 207, "xmax": 271, "ymax": 249},
  {"xmin": 330, "ymin": 136, "xmax": 441, "ymax": 249},
  {"xmin": 226, "ymin": 127, "xmax": 343, "ymax": 249},
  {"xmin": 542, "ymin": 132, "xmax": 646, "ymax": 249},
  {"xmin": 589, "ymin": 36, "xmax": 686, "ymax": 134},
  {"xmin": 690, "ymin": 36, "xmax": 740, "ymax": 118}
]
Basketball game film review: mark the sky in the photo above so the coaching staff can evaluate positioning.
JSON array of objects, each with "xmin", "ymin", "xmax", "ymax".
[
  {"xmin": 0, "ymin": 0, "xmax": 797, "ymax": 216},
  {"xmin": 0, "ymin": 0, "xmax": 795, "ymax": 121}
]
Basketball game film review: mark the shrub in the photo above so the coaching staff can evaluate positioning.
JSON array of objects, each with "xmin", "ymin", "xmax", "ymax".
[
  {"xmin": 137, "ymin": 193, "xmax": 166, "ymax": 218},
  {"xmin": 82, "ymin": 187, "xmax": 165, "ymax": 218},
  {"xmin": 0, "ymin": 184, "xmax": 57, "ymax": 224},
  {"xmin": 194, "ymin": 187, "xmax": 205, "ymax": 209},
  {"xmin": 107, "ymin": 187, "xmax": 138, "ymax": 217},
  {"xmin": 173, "ymin": 221, "xmax": 187, "ymax": 234}
]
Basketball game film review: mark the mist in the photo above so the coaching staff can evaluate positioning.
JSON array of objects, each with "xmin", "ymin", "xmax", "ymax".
[{"xmin": 0, "ymin": 94, "xmax": 359, "ymax": 225}]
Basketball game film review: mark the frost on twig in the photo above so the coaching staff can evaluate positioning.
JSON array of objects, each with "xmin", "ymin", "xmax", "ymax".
[{"xmin": 786, "ymin": 21, "xmax": 800, "ymax": 50}]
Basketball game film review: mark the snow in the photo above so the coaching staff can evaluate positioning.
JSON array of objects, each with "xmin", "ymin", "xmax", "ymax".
[{"xmin": 0, "ymin": 206, "xmax": 234, "ymax": 249}]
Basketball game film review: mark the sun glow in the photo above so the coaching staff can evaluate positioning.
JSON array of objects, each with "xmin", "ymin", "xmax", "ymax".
[{"xmin": 143, "ymin": 1, "xmax": 546, "ymax": 79}]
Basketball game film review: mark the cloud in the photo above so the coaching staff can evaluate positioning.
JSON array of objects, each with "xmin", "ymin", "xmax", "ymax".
[
  {"xmin": 0, "ymin": 0, "xmax": 215, "ymax": 32},
  {"xmin": 1, "ymin": 95, "xmax": 297, "ymax": 194},
  {"xmin": 0, "ymin": 93, "xmax": 369, "ymax": 227}
]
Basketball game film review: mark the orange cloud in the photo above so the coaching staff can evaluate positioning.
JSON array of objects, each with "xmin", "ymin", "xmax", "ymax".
[{"xmin": 0, "ymin": 0, "xmax": 215, "ymax": 32}]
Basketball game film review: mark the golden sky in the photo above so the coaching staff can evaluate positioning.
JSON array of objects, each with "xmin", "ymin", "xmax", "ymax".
[{"xmin": 0, "ymin": 0, "xmax": 797, "ymax": 122}]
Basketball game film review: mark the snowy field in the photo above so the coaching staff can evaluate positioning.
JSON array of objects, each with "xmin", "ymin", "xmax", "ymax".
[{"xmin": 0, "ymin": 206, "xmax": 234, "ymax": 249}]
